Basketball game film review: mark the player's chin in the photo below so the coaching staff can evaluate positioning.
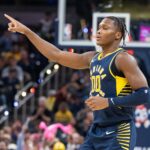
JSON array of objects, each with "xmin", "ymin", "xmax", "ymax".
[{"xmin": 96, "ymin": 40, "xmax": 104, "ymax": 46}]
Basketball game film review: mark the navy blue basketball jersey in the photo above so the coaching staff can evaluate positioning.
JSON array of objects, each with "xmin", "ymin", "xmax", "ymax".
[{"xmin": 90, "ymin": 48, "xmax": 134, "ymax": 126}]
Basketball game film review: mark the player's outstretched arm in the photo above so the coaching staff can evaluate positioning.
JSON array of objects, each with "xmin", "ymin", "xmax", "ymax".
[{"xmin": 4, "ymin": 14, "xmax": 96, "ymax": 69}]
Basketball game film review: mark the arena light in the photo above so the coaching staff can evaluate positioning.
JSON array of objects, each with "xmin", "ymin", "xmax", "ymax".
[
  {"xmin": 68, "ymin": 48, "xmax": 74, "ymax": 53},
  {"xmin": 46, "ymin": 69, "xmax": 52, "ymax": 75},
  {"xmin": 36, "ymin": 61, "xmax": 41, "ymax": 66},
  {"xmin": 21, "ymin": 91, "xmax": 27, "ymax": 97},
  {"xmin": 14, "ymin": 101, "xmax": 19, "ymax": 107},
  {"xmin": 54, "ymin": 64, "xmax": 59, "ymax": 70},
  {"xmin": 4, "ymin": 110, "xmax": 9, "ymax": 116},
  {"xmin": 127, "ymin": 49, "xmax": 134, "ymax": 55},
  {"xmin": 83, "ymin": 27, "xmax": 88, "ymax": 33},
  {"xmin": 38, "ymin": 78, "xmax": 43, "ymax": 84},
  {"xmin": 30, "ymin": 87, "xmax": 36, "ymax": 94}
]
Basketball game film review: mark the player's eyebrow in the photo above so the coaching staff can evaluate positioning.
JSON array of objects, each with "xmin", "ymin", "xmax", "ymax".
[{"xmin": 98, "ymin": 23, "xmax": 110, "ymax": 29}]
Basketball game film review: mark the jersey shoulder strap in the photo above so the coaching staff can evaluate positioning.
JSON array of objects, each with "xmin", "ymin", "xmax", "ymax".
[{"xmin": 110, "ymin": 49, "xmax": 126, "ymax": 78}]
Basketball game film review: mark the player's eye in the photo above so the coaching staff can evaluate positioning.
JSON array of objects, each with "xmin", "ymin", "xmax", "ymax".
[
  {"xmin": 99, "ymin": 25, "xmax": 108, "ymax": 30},
  {"xmin": 103, "ymin": 26, "xmax": 109, "ymax": 30}
]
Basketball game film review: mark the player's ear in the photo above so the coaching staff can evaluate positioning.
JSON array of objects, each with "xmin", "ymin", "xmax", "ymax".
[{"xmin": 115, "ymin": 32, "xmax": 122, "ymax": 40}]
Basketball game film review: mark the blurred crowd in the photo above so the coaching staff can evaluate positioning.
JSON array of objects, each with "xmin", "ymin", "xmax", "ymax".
[
  {"xmin": 0, "ymin": 11, "xmax": 56, "ymax": 110},
  {"xmin": 0, "ymin": 70, "xmax": 93, "ymax": 150},
  {"xmin": 0, "ymin": 11, "xmax": 93, "ymax": 148}
]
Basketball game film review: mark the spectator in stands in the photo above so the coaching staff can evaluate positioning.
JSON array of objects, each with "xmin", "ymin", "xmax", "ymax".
[
  {"xmin": 79, "ymin": 70, "xmax": 91, "ymax": 100},
  {"xmin": 17, "ymin": 118, "xmax": 32, "ymax": 150},
  {"xmin": 67, "ymin": 72, "xmax": 82, "ymax": 97},
  {"xmin": 18, "ymin": 48, "xmax": 33, "ymax": 82},
  {"xmin": 0, "ymin": 130, "xmax": 4, "ymax": 141},
  {"xmin": 2, "ymin": 55, "xmax": 24, "ymax": 82},
  {"xmin": 0, "ymin": 141, "xmax": 7, "ymax": 150},
  {"xmin": 40, "ymin": 11, "xmax": 52, "ymax": 34},
  {"xmin": 11, "ymin": 120, "xmax": 22, "ymax": 143},
  {"xmin": 2, "ymin": 68, "xmax": 20, "ymax": 108},
  {"xmin": 17, "ymin": 128, "xmax": 31, "ymax": 150},
  {"xmin": 0, "ymin": 56, "xmax": 7, "ymax": 106},
  {"xmin": 54, "ymin": 102, "xmax": 75, "ymax": 125},
  {"xmin": 0, "ymin": 55, "xmax": 6, "ymax": 77},
  {"xmin": 0, "ymin": 30, "xmax": 12, "ymax": 51},
  {"xmin": 67, "ymin": 132, "xmax": 84, "ymax": 150},
  {"xmin": 39, "ymin": 11, "xmax": 55, "ymax": 42},
  {"xmin": 10, "ymin": 43, "xmax": 21, "ymax": 61},
  {"xmin": 45, "ymin": 90, "xmax": 57, "ymax": 112},
  {"xmin": 2, "ymin": 134, "xmax": 11, "ymax": 147},
  {"xmin": 3, "ymin": 126, "xmax": 12, "ymax": 137},
  {"xmin": 77, "ymin": 19, "xmax": 91, "ymax": 40},
  {"xmin": 54, "ymin": 85, "xmax": 69, "ymax": 112},
  {"xmin": 76, "ymin": 108, "xmax": 93, "ymax": 136},
  {"xmin": 69, "ymin": 96, "xmax": 84, "ymax": 117},
  {"xmin": 53, "ymin": 141, "xmax": 66, "ymax": 150},
  {"xmin": 29, "ymin": 96, "xmax": 53, "ymax": 132},
  {"xmin": 0, "ymin": 127, "xmax": 13, "ymax": 149},
  {"xmin": 82, "ymin": 111, "xmax": 93, "ymax": 133}
]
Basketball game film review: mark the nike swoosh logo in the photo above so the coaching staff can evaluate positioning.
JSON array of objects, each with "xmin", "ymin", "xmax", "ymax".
[{"xmin": 106, "ymin": 131, "xmax": 115, "ymax": 135}]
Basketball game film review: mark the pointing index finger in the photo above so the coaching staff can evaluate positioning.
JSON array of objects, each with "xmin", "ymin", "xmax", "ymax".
[{"xmin": 4, "ymin": 14, "xmax": 16, "ymax": 22}]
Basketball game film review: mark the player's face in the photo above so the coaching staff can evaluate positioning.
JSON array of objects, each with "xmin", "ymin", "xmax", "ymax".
[{"xmin": 96, "ymin": 18, "xmax": 120, "ymax": 46}]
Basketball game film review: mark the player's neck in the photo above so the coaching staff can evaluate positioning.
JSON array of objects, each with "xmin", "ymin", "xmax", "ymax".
[{"xmin": 101, "ymin": 44, "xmax": 119, "ymax": 57}]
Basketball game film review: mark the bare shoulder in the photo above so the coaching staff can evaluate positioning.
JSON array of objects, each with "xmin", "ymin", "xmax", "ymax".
[
  {"xmin": 116, "ymin": 51, "xmax": 136, "ymax": 63},
  {"xmin": 115, "ymin": 51, "xmax": 137, "ymax": 70}
]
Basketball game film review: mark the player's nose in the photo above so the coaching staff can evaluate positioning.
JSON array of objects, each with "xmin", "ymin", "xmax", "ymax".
[
  {"xmin": 97, "ymin": 29, "xmax": 100, "ymax": 34},
  {"xmin": 97, "ymin": 28, "xmax": 102, "ymax": 35},
  {"xmin": 96, "ymin": 30, "xmax": 101, "ymax": 38}
]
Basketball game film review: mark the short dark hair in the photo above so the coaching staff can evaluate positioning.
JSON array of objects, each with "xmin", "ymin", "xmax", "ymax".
[{"xmin": 106, "ymin": 16, "xmax": 128, "ymax": 46}]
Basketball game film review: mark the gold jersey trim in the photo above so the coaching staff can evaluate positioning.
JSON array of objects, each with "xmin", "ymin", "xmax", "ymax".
[{"xmin": 108, "ymin": 49, "xmax": 132, "ymax": 96}]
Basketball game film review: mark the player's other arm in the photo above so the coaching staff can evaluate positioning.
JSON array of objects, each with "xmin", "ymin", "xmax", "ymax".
[
  {"xmin": 85, "ymin": 52, "xmax": 149, "ymax": 111},
  {"xmin": 109, "ymin": 52, "xmax": 150, "ymax": 107},
  {"xmin": 4, "ymin": 14, "xmax": 95, "ymax": 69}
]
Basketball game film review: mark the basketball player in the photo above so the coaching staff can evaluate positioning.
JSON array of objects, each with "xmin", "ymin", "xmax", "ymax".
[{"xmin": 5, "ymin": 14, "xmax": 150, "ymax": 150}]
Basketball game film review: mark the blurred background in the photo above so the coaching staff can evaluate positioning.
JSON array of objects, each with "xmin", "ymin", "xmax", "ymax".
[{"xmin": 0, "ymin": 0, "xmax": 150, "ymax": 149}]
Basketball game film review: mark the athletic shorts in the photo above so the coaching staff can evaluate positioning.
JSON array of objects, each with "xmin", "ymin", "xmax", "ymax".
[{"xmin": 79, "ymin": 121, "xmax": 136, "ymax": 150}]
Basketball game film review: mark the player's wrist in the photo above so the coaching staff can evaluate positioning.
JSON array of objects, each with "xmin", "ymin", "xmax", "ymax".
[
  {"xmin": 24, "ymin": 27, "xmax": 32, "ymax": 36},
  {"xmin": 108, "ymin": 98, "xmax": 115, "ymax": 107}
]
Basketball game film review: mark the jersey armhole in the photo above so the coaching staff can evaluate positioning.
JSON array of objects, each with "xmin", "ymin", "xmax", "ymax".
[
  {"xmin": 111, "ymin": 57, "xmax": 125, "ymax": 77},
  {"xmin": 109, "ymin": 51, "xmax": 125, "ymax": 78}
]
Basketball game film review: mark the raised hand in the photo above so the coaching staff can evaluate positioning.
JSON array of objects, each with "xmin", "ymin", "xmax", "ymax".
[{"xmin": 4, "ymin": 14, "xmax": 29, "ymax": 34}]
